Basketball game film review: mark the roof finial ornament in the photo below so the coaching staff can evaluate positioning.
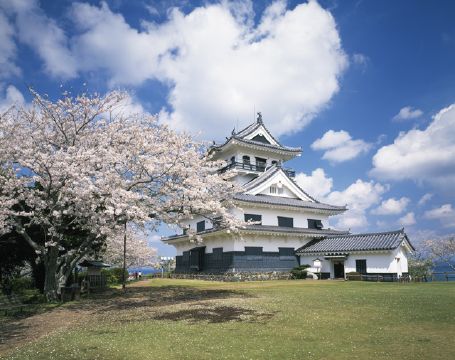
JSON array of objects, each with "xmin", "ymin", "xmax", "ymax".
[
  {"xmin": 231, "ymin": 127, "xmax": 236, "ymax": 136},
  {"xmin": 257, "ymin": 112, "xmax": 263, "ymax": 124}
]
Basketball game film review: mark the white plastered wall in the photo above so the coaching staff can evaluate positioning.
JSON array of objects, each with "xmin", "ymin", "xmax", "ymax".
[
  {"xmin": 170, "ymin": 233, "xmax": 314, "ymax": 256},
  {"xmin": 299, "ymin": 244, "xmax": 411, "ymax": 278},
  {"xmin": 240, "ymin": 205, "xmax": 330, "ymax": 228}
]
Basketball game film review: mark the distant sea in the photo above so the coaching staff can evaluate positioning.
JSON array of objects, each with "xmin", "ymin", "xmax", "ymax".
[
  {"xmin": 128, "ymin": 266, "xmax": 160, "ymax": 275},
  {"xmin": 431, "ymin": 263, "xmax": 455, "ymax": 281}
]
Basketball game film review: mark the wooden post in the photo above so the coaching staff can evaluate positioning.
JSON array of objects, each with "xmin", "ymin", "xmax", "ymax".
[
  {"xmin": 446, "ymin": 272, "xmax": 449, "ymax": 282},
  {"xmin": 122, "ymin": 221, "xmax": 127, "ymax": 292}
]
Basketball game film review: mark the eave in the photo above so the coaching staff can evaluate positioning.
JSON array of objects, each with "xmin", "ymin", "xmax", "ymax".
[
  {"xmin": 210, "ymin": 137, "xmax": 301, "ymax": 159},
  {"xmin": 233, "ymin": 199, "xmax": 346, "ymax": 215}
]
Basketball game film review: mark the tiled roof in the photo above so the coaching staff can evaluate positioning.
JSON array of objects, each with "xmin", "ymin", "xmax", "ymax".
[
  {"xmin": 162, "ymin": 225, "xmax": 348, "ymax": 242},
  {"xmin": 295, "ymin": 229, "xmax": 414, "ymax": 254},
  {"xmin": 210, "ymin": 119, "xmax": 301, "ymax": 153},
  {"xmin": 234, "ymin": 193, "xmax": 347, "ymax": 212},
  {"xmin": 242, "ymin": 225, "xmax": 348, "ymax": 236},
  {"xmin": 241, "ymin": 166, "xmax": 335, "ymax": 205},
  {"xmin": 242, "ymin": 166, "xmax": 282, "ymax": 192},
  {"xmin": 235, "ymin": 121, "xmax": 262, "ymax": 138},
  {"xmin": 232, "ymin": 137, "xmax": 301, "ymax": 152}
]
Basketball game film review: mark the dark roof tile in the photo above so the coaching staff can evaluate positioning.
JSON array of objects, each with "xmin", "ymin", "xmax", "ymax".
[
  {"xmin": 234, "ymin": 193, "xmax": 346, "ymax": 212},
  {"xmin": 295, "ymin": 229, "xmax": 414, "ymax": 253}
]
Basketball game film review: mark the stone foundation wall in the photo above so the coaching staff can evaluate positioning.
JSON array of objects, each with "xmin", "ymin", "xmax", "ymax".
[{"xmin": 170, "ymin": 271, "xmax": 293, "ymax": 282}]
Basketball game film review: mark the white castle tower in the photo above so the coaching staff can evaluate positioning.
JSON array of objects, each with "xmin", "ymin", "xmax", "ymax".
[{"xmin": 163, "ymin": 113, "xmax": 350, "ymax": 274}]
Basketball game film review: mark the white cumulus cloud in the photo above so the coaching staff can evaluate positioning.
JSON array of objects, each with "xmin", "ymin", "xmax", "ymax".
[
  {"xmin": 371, "ymin": 103, "xmax": 455, "ymax": 192},
  {"xmin": 371, "ymin": 197, "xmax": 410, "ymax": 215},
  {"xmin": 0, "ymin": 84, "xmax": 25, "ymax": 112},
  {"xmin": 0, "ymin": 0, "xmax": 77, "ymax": 79},
  {"xmin": 424, "ymin": 204, "xmax": 455, "ymax": 228},
  {"xmin": 0, "ymin": 11, "xmax": 20, "ymax": 79},
  {"xmin": 398, "ymin": 212, "xmax": 416, "ymax": 227},
  {"xmin": 392, "ymin": 106, "xmax": 423, "ymax": 121},
  {"xmin": 325, "ymin": 179, "xmax": 387, "ymax": 230},
  {"xmin": 0, "ymin": 1, "xmax": 349, "ymax": 139},
  {"xmin": 67, "ymin": 0, "xmax": 348, "ymax": 139},
  {"xmin": 295, "ymin": 168, "xmax": 387, "ymax": 230},
  {"xmin": 418, "ymin": 193, "xmax": 433, "ymax": 206},
  {"xmin": 311, "ymin": 129, "xmax": 371, "ymax": 163},
  {"xmin": 294, "ymin": 168, "xmax": 333, "ymax": 200}
]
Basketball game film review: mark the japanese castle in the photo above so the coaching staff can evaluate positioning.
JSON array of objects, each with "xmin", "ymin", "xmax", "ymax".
[{"xmin": 163, "ymin": 114, "xmax": 414, "ymax": 279}]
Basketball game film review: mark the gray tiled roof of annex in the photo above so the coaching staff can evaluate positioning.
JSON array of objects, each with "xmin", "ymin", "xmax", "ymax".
[{"xmin": 296, "ymin": 229, "xmax": 413, "ymax": 253}]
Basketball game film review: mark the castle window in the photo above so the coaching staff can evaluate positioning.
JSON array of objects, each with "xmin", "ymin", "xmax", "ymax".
[
  {"xmin": 196, "ymin": 220, "xmax": 205, "ymax": 233},
  {"xmin": 356, "ymin": 259, "xmax": 367, "ymax": 274},
  {"xmin": 308, "ymin": 219, "xmax": 323, "ymax": 229},
  {"xmin": 244, "ymin": 214, "xmax": 262, "ymax": 224},
  {"xmin": 255, "ymin": 157, "xmax": 267, "ymax": 171},
  {"xmin": 270, "ymin": 185, "xmax": 277, "ymax": 194},
  {"xmin": 278, "ymin": 216, "xmax": 293, "ymax": 228},
  {"xmin": 230, "ymin": 156, "xmax": 235, "ymax": 164},
  {"xmin": 242, "ymin": 155, "xmax": 251, "ymax": 169}
]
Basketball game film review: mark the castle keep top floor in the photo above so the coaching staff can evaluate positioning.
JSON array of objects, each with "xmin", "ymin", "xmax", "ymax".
[{"xmin": 209, "ymin": 113, "xmax": 301, "ymax": 183}]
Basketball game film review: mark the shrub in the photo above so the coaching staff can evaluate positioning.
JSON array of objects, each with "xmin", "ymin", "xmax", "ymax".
[
  {"xmin": 291, "ymin": 265, "xmax": 310, "ymax": 279},
  {"xmin": 11, "ymin": 276, "xmax": 33, "ymax": 295},
  {"xmin": 101, "ymin": 268, "xmax": 128, "ymax": 285},
  {"xmin": 408, "ymin": 258, "xmax": 433, "ymax": 280}
]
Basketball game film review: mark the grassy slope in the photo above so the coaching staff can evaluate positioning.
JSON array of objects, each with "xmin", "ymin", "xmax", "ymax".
[{"xmin": 2, "ymin": 280, "xmax": 455, "ymax": 360}]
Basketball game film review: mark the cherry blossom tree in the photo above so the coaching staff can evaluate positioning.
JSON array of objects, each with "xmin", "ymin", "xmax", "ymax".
[
  {"xmin": 103, "ymin": 226, "xmax": 158, "ymax": 268},
  {"xmin": 425, "ymin": 237, "xmax": 455, "ymax": 271},
  {"xmin": 0, "ymin": 90, "xmax": 241, "ymax": 301}
]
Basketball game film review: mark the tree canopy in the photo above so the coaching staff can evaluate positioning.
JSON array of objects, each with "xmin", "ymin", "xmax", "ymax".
[{"xmin": 0, "ymin": 90, "xmax": 241, "ymax": 300}]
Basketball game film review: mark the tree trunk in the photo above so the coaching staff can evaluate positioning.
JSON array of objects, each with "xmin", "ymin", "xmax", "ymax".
[{"xmin": 43, "ymin": 246, "xmax": 60, "ymax": 302}]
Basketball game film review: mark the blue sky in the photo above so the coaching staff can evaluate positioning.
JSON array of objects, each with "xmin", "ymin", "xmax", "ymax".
[{"xmin": 1, "ymin": 0, "xmax": 455, "ymax": 256}]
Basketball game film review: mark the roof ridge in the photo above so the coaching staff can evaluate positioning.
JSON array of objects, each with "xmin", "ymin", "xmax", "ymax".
[
  {"xmin": 233, "ymin": 193, "xmax": 348, "ymax": 211},
  {"xmin": 242, "ymin": 166, "xmax": 340, "ymax": 206},
  {"xmin": 242, "ymin": 165, "xmax": 280, "ymax": 191},
  {"xmin": 233, "ymin": 137, "xmax": 301, "ymax": 151},
  {"xmin": 235, "ymin": 121, "xmax": 260, "ymax": 137},
  {"xmin": 233, "ymin": 115, "xmax": 284, "ymax": 148},
  {"xmin": 325, "ymin": 229, "xmax": 404, "ymax": 238}
]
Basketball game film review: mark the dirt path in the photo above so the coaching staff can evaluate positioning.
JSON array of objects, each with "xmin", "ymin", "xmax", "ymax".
[
  {"xmin": 0, "ymin": 305, "xmax": 92, "ymax": 356},
  {"xmin": 0, "ymin": 280, "xmax": 203, "ymax": 355},
  {"xmin": 0, "ymin": 280, "xmax": 265, "ymax": 357}
]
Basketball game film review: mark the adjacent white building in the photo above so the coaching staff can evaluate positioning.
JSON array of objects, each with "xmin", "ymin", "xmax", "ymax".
[{"xmin": 162, "ymin": 114, "xmax": 414, "ymax": 279}]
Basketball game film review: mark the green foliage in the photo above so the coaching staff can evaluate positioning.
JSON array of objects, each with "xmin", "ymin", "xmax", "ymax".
[
  {"xmin": 10, "ymin": 276, "xmax": 34, "ymax": 295},
  {"xmin": 101, "ymin": 268, "xmax": 128, "ymax": 285},
  {"xmin": 290, "ymin": 264, "xmax": 310, "ymax": 279},
  {"xmin": 408, "ymin": 257, "xmax": 433, "ymax": 279}
]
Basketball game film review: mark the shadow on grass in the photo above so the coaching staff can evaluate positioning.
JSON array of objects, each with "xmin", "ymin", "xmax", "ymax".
[
  {"xmin": 74, "ymin": 285, "xmax": 254, "ymax": 313},
  {"xmin": 0, "ymin": 318, "xmax": 31, "ymax": 346},
  {"xmin": 151, "ymin": 305, "xmax": 275, "ymax": 324},
  {"xmin": 0, "ymin": 282, "xmax": 273, "ymax": 353}
]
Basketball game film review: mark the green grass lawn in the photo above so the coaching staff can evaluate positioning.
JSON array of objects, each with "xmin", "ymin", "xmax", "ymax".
[{"xmin": 1, "ymin": 279, "xmax": 454, "ymax": 360}]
